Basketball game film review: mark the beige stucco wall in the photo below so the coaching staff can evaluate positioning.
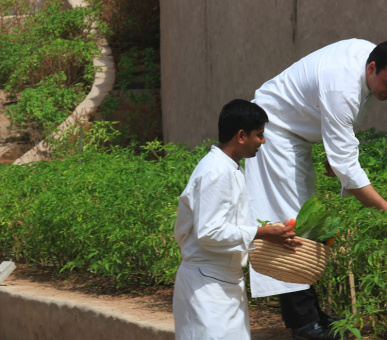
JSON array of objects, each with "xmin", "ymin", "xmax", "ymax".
[{"xmin": 161, "ymin": 0, "xmax": 387, "ymax": 147}]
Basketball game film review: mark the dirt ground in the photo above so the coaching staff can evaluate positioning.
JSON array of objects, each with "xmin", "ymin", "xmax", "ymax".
[{"xmin": 0, "ymin": 90, "xmax": 32, "ymax": 164}]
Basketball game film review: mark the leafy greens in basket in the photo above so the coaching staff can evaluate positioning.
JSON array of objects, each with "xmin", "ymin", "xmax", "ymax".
[{"xmin": 294, "ymin": 195, "xmax": 341, "ymax": 244}]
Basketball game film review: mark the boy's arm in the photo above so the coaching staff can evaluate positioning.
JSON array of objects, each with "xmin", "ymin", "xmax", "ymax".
[
  {"xmin": 193, "ymin": 170, "xmax": 257, "ymax": 253},
  {"xmin": 255, "ymin": 225, "xmax": 303, "ymax": 252}
]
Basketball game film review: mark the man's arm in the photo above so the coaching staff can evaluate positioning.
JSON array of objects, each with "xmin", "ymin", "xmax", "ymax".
[
  {"xmin": 324, "ymin": 160, "xmax": 387, "ymax": 211},
  {"xmin": 349, "ymin": 184, "xmax": 387, "ymax": 211}
]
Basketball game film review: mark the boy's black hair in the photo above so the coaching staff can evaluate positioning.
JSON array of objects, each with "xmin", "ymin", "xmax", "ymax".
[
  {"xmin": 218, "ymin": 99, "xmax": 269, "ymax": 143},
  {"xmin": 367, "ymin": 41, "xmax": 387, "ymax": 74}
]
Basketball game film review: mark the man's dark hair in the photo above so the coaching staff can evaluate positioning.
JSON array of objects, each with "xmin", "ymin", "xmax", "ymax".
[
  {"xmin": 218, "ymin": 99, "xmax": 269, "ymax": 143},
  {"xmin": 367, "ymin": 41, "xmax": 387, "ymax": 74}
]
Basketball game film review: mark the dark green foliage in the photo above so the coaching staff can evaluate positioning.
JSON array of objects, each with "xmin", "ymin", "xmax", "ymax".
[
  {"xmin": 115, "ymin": 47, "xmax": 160, "ymax": 92},
  {"xmin": 0, "ymin": 0, "xmax": 102, "ymax": 92},
  {"xmin": 312, "ymin": 129, "xmax": 387, "ymax": 339},
  {"xmin": 0, "ymin": 140, "xmax": 210, "ymax": 286},
  {"xmin": 294, "ymin": 194, "xmax": 341, "ymax": 243},
  {"xmin": 0, "ymin": 0, "xmax": 103, "ymax": 135},
  {"xmin": 115, "ymin": 49, "xmax": 138, "ymax": 91},
  {"xmin": 5, "ymin": 72, "xmax": 85, "ymax": 129}
]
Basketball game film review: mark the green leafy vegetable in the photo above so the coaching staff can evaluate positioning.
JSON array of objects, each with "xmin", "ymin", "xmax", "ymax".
[{"xmin": 294, "ymin": 195, "xmax": 341, "ymax": 243}]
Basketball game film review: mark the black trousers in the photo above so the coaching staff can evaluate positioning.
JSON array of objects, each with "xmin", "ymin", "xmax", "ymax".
[{"xmin": 279, "ymin": 286, "xmax": 325, "ymax": 329}]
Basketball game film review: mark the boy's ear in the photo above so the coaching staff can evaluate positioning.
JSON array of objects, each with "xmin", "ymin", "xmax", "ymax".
[{"xmin": 236, "ymin": 129, "xmax": 246, "ymax": 144}]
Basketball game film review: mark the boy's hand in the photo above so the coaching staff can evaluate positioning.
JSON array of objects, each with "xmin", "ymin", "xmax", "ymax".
[{"xmin": 255, "ymin": 224, "xmax": 303, "ymax": 252}]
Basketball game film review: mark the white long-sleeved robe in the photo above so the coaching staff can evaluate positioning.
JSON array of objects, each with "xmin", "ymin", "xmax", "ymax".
[
  {"xmin": 173, "ymin": 145, "xmax": 258, "ymax": 339},
  {"xmin": 245, "ymin": 38, "xmax": 375, "ymax": 297}
]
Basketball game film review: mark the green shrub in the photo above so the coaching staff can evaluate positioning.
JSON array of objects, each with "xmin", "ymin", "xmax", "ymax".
[
  {"xmin": 312, "ymin": 129, "xmax": 387, "ymax": 339},
  {"xmin": 0, "ymin": 0, "xmax": 103, "ymax": 135},
  {"xmin": 4, "ymin": 38, "xmax": 98, "ymax": 96},
  {"xmin": 143, "ymin": 47, "xmax": 160, "ymax": 89},
  {"xmin": 115, "ymin": 49, "xmax": 138, "ymax": 91},
  {"xmin": 5, "ymin": 72, "xmax": 85, "ymax": 130},
  {"xmin": 0, "ymin": 139, "xmax": 210, "ymax": 286},
  {"xmin": 0, "ymin": 0, "xmax": 102, "ymax": 90}
]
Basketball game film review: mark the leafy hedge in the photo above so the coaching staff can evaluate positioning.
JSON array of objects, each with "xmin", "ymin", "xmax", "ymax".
[
  {"xmin": 0, "ymin": 129, "xmax": 385, "ymax": 338},
  {"xmin": 311, "ymin": 129, "xmax": 387, "ymax": 339},
  {"xmin": 0, "ymin": 0, "xmax": 105, "ymax": 135},
  {"xmin": 0, "ymin": 140, "xmax": 210, "ymax": 285}
]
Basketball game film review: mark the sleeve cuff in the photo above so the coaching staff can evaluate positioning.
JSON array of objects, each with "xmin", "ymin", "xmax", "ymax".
[{"xmin": 340, "ymin": 186, "xmax": 353, "ymax": 198}]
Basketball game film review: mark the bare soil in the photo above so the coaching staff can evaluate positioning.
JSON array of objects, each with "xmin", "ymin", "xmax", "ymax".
[{"xmin": 0, "ymin": 90, "xmax": 33, "ymax": 164}]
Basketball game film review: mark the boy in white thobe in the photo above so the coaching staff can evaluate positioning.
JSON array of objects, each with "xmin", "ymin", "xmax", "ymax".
[
  {"xmin": 173, "ymin": 99, "xmax": 301, "ymax": 340},
  {"xmin": 245, "ymin": 39, "xmax": 387, "ymax": 339}
]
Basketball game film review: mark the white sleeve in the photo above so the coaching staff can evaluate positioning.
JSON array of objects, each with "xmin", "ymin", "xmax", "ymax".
[
  {"xmin": 192, "ymin": 170, "xmax": 257, "ymax": 253},
  {"xmin": 319, "ymin": 90, "xmax": 370, "ymax": 196}
]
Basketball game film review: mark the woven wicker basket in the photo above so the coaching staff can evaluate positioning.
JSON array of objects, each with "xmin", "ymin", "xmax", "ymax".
[{"xmin": 249, "ymin": 237, "xmax": 331, "ymax": 285}]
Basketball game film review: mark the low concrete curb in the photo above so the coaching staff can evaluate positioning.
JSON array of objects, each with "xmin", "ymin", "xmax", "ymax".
[{"xmin": 0, "ymin": 287, "xmax": 174, "ymax": 340}]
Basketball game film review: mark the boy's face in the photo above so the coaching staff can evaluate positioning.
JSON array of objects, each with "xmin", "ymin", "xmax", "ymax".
[{"xmin": 242, "ymin": 126, "xmax": 266, "ymax": 158}]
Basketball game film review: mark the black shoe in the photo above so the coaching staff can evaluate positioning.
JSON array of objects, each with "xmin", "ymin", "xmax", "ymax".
[
  {"xmin": 319, "ymin": 313, "xmax": 345, "ymax": 327},
  {"xmin": 291, "ymin": 321, "xmax": 342, "ymax": 340}
]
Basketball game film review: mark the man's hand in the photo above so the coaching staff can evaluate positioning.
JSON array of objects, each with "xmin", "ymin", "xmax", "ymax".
[
  {"xmin": 255, "ymin": 224, "xmax": 303, "ymax": 252},
  {"xmin": 324, "ymin": 160, "xmax": 336, "ymax": 177}
]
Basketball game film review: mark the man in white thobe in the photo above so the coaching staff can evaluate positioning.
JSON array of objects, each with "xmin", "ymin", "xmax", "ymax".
[
  {"xmin": 245, "ymin": 39, "xmax": 387, "ymax": 340},
  {"xmin": 173, "ymin": 99, "xmax": 300, "ymax": 340}
]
